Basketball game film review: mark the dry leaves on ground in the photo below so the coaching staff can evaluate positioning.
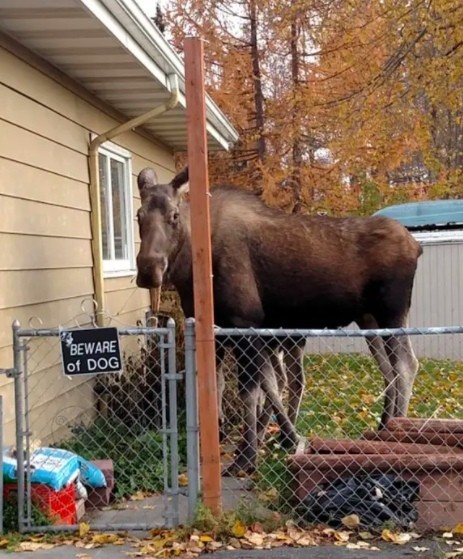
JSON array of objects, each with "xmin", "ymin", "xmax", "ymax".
[
  {"xmin": 381, "ymin": 529, "xmax": 421, "ymax": 545},
  {"xmin": 4, "ymin": 518, "xmax": 426, "ymax": 556},
  {"xmin": 126, "ymin": 522, "xmax": 391, "ymax": 557}
]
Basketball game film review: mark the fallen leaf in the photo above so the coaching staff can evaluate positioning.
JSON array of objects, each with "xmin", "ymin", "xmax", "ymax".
[
  {"xmin": 178, "ymin": 473, "xmax": 189, "ymax": 487},
  {"xmin": 79, "ymin": 522, "xmax": 91, "ymax": 538},
  {"xmin": 455, "ymin": 525, "xmax": 463, "ymax": 535},
  {"xmin": 130, "ymin": 491, "xmax": 146, "ymax": 501},
  {"xmin": 250, "ymin": 522, "xmax": 265, "ymax": 533},
  {"xmin": 359, "ymin": 531, "xmax": 374, "ymax": 540},
  {"xmin": 361, "ymin": 393, "xmax": 376, "ymax": 405},
  {"xmin": 199, "ymin": 535, "xmax": 213, "ymax": 543},
  {"xmin": 297, "ymin": 535, "xmax": 317, "ymax": 546},
  {"xmin": 244, "ymin": 532, "xmax": 264, "ymax": 547},
  {"xmin": 334, "ymin": 530, "xmax": 351, "ymax": 543},
  {"xmin": 76, "ymin": 555, "xmax": 92, "ymax": 559},
  {"xmin": 29, "ymin": 535, "xmax": 45, "ymax": 542},
  {"xmin": 231, "ymin": 520, "xmax": 246, "ymax": 538},
  {"xmin": 382, "ymin": 529, "xmax": 412, "ymax": 545},
  {"xmin": 444, "ymin": 532, "xmax": 455, "ymax": 539},
  {"xmin": 413, "ymin": 546, "xmax": 430, "ymax": 552},
  {"xmin": 342, "ymin": 514, "xmax": 361, "ymax": 528},
  {"xmin": 207, "ymin": 541, "xmax": 223, "ymax": 550},
  {"xmin": 19, "ymin": 542, "xmax": 56, "ymax": 551},
  {"xmin": 91, "ymin": 533, "xmax": 119, "ymax": 545},
  {"xmin": 0, "ymin": 540, "xmax": 8, "ymax": 549},
  {"xmin": 261, "ymin": 487, "xmax": 278, "ymax": 502}
]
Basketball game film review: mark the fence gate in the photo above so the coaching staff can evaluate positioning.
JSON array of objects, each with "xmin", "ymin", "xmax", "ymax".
[{"xmin": 6, "ymin": 318, "xmax": 198, "ymax": 533}]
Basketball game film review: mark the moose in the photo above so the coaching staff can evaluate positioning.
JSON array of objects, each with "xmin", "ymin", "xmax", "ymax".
[{"xmin": 135, "ymin": 167, "xmax": 423, "ymax": 474}]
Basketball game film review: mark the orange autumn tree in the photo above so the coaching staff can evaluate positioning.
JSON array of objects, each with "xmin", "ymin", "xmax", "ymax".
[{"xmin": 163, "ymin": 0, "xmax": 463, "ymax": 214}]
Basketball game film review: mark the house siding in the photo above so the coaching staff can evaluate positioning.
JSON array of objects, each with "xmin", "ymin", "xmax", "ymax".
[{"xmin": 0, "ymin": 44, "xmax": 176, "ymax": 445}]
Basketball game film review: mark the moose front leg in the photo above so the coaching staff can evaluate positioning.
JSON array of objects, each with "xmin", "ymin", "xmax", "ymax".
[{"xmin": 222, "ymin": 338, "xmax": 263, "ymax": 476}]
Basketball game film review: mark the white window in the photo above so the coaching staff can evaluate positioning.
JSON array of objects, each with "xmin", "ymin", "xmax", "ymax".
[{"xmin": 98, "ymin": 142, "xmax": 134, "ymax": 276}]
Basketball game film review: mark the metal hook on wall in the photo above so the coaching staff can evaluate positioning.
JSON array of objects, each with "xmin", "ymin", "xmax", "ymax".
[
  {"xmin": 80, "ymin": 298, "xmax": 99, "ymax": 328},
  {"xmin": 28, "ymin": 316, "xmax": 44, "ymax": 329}
]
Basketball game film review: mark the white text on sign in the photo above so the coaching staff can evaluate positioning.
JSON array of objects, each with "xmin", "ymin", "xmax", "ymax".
[{"xmin": 69, "ymin": 341, "xmax": 117, "ymax": 356}]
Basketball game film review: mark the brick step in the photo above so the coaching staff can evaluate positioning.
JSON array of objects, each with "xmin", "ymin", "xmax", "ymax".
[
  {"xmin": 289, "ymin": 452, "xmax": 463, "ymax": 473},
  {"xmin": 362, "ymin": 429, "xmax": 463, "ymax": 447},
  {"xmin": 307, "ymin": 437, "xmax": 463, "ymax": 455},
  {"xmin": 386, "ymin": 418, "xmax": 463, "ymax": 434},
  {"xmin": 289, "ymin": 425, "xmax": 463, "ymax": 531}
]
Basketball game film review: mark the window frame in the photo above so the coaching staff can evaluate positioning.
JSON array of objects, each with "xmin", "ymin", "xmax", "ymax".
[{"xmin": 97, "ymin": 140, "xmax": 135, "ymax": 277}]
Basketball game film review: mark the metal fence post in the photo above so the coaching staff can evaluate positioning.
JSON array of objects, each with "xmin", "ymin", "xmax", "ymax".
[
  {"xmin": 166, "ymin": 319, "xmax": 180, "ymax": 527},
  {"xmin": 184, "ymin": 318, "xmax": 199, "ymax": 522},
  {"xmin": 12, "ymin": 320, "xmax": 25, "ymax": 532}
]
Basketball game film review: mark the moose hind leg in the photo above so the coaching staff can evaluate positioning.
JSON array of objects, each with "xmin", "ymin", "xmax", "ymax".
[
  {"xmin": 366, "ymin": 335, "xmax": 397, "ymax": 429},
  {"xmin": 359, "ymin": 314, "xmax": 397, "ymax": 429},
  {"xmin": 379, "ymin": 313, "xmax": 419, "ymax": 419},
  {"xmin": 392, "ymin": 333, "xmax": 419, "ymax": 416},
  {"xmin": 260, "ymin": 355, "xmax": 298, "ymax": 451},
  {"xmin": 283, "ymin": 338, "xmax": 306, "ymax": 426},
  {"xmin": 396, "ymin": 316, "xmax": 419, "ymax": 415},
  {"xmin": 256, "ymin": 349, "xmax": 284, "ymax": 446}
]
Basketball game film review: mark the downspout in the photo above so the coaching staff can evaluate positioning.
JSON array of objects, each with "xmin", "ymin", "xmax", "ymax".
[{"xmin": 89, "ymin": 74, "xmax": 179, "ymax": 326}]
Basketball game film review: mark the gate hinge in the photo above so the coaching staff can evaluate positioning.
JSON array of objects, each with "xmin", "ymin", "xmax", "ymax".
[{"xmin": 0, "ymin": 368, "xmax": 16, "ymax": 378}]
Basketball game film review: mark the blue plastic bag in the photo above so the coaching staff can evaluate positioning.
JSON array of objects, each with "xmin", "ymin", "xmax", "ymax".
[
  {"xmin": 3, "ymin": 455, "xmax": 17, "ymax": 482},
  {"xmin": 78, "ymin": 457, "xmax": 107, "ymax": 488}
]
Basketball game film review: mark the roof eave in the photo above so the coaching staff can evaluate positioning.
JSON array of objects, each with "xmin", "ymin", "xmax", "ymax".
[{"xmin": 81, "ymin": 0, "xmax": 239, "ymax": 150}]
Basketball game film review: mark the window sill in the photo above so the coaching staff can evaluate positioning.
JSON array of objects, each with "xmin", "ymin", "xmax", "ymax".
[{"xmin": 103, "ymin": 270, "xmax": 137, "ymax": 280}]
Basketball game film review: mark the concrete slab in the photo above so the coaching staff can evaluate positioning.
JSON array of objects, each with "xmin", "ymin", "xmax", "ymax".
[{"xmin": 83, "ymin": 476, "xmax": 252, "ymax": 529}]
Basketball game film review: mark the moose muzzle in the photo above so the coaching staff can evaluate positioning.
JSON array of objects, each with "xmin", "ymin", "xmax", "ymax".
[{"xmin": 136, "ymin": 254, "xmax": 168, "ymax": 289}]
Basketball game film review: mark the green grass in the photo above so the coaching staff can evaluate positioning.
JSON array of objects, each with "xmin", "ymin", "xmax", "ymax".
[{"xmin": 296, "ymin": 353, "xmax": 463, "ymax": 439}]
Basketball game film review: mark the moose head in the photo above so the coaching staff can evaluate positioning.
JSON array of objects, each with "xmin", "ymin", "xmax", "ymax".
[{"xmin": 135, "ymin": 167, "xmax": 189, "ymax": 289}]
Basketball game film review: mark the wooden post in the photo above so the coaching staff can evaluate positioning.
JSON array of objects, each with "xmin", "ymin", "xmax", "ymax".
[{"xmin": 184, "ymin": 37, "xmax": 222, "ymax": 514}]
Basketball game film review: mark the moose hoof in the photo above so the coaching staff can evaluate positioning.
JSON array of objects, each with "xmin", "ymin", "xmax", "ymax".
[{"xmin": 279, "ymin": 430, "xmax": 299, "ymax": 451}]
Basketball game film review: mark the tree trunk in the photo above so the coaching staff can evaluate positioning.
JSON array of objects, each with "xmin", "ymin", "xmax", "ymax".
[
  {"xmin": 290, "ymin": 17, "xmax": 303, "ymax": 213},
  {"xmin": 250, "ymin": 0, "xmax": 266, "ymax": 162}
]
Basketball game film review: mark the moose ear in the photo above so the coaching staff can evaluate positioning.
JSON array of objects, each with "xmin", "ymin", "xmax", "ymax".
[
  {"xmin": 170, "ymin": 167, "xmax": 189, "ymax": 197},
  {"xmin": 137, "ymin": 167, "xmax": 158, "ymax": 199}
]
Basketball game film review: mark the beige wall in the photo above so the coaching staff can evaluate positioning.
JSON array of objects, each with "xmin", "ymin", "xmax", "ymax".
[{"xmin": 0, "ymin": 43, "xmax": 176, "ymax": 445}]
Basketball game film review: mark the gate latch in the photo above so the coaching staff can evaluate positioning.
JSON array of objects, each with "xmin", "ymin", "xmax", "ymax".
[{"xmin": 0, "ymin": 368, "xmax": 16, "ymax": 378}]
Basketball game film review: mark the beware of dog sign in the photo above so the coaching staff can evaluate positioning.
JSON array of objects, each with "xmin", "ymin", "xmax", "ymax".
[{"xmin": 59, "ymin": 327, "xmax": 122, "ymax": 376}]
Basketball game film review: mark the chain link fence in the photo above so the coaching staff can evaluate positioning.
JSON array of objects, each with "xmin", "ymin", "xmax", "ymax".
[
  {"xmin": 5, "ymin": 319, "xmax": 198, "ymax": 533},
  {"xmin": 213, "ymin": 325, "xmax": 463, "ymax": 533},
  {"xmin": 4, "ymin": 317, "xmax": 463, "ymax": 535}
]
